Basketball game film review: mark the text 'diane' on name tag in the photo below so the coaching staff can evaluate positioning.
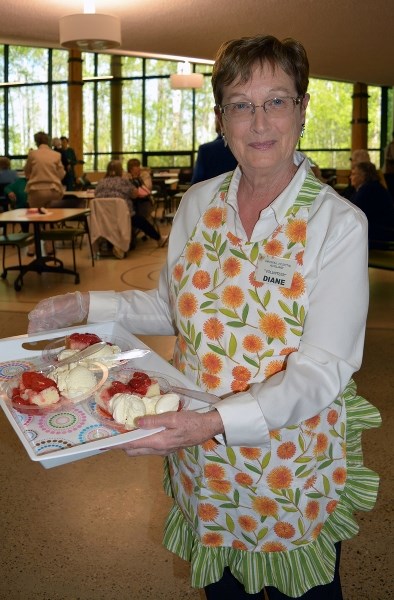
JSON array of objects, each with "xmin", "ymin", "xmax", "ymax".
[{"xmin": 254, "ymin": 256, "xmax": 297, "ymax": 288}]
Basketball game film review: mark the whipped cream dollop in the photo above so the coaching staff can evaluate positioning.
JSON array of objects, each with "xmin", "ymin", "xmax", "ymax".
[{"xmin": 105, "ymin": 391, "xmax": 181, "ymax": 429}]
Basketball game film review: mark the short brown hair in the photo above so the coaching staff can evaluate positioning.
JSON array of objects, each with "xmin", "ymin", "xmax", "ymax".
[
  {"xmin": 105, "ymin": 160, "xmax": 123, "ymax": 178},
  {"xmin": 127, "ymin": 158, "xmax": 141, "ymax": 172},
  {"xmin": 34, "ymin": 131, "xmax": 50, "ymax": 146},
  {"xmin": 0, "ymin": 156, "xmax": 11, "ymax": 170},
  {"xmin": 212, "ymin": 34, "xmax": 309, "ymax": 106}
]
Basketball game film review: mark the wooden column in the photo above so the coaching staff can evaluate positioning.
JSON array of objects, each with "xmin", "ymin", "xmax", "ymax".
[
  {"xmin": 351, "ymin": 82, "xmax": 369, "ymax": 152},
  {"xmin": 111, "ymin": 55, "xmax": 122, "ymax": 161},
  {"xmin": 68, "ymin": 50, "xmax": 84, "ymax": 179}
]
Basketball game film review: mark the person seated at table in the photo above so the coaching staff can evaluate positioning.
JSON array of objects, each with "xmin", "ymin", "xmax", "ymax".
[
  {"xmin": 4, "ymin": 175, "xmax": 29, "ymax": 232},
  {"xmin": 95, "ymin": 160, "xmax": 167, "ymax": 252},
  {"xmin": 0, "ymin": 156, "xmax": 19, "ymax": 212},
  {"xmin": 126, "ymin": 158, "xmax": 164, "ymax": 244},
  {"xmin": 349, "ymin": 161, "xmax": 394, "ymax": 242}
]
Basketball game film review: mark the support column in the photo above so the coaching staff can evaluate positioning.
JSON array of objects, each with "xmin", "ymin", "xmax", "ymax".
[
  {"xmin": 111, "ymin": 55, "xmax": 122, "ymax": 161},
  {"xmin": 351, "ymin": 82, "xmax": 369, "ymax": 152},
  {"xmin": 68, "ymin": 50, "xmax": 83, "ymax": 179}
]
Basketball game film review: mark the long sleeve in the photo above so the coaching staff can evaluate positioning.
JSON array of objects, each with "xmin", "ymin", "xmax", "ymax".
[{"xmin": 87, "ymin": 157, "xmax": 369, "ymax": 448}]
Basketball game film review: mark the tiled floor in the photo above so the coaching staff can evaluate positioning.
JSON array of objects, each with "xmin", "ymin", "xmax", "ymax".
[{"xmin": 0, "ymin": 232, "xmax": 392, "ymax": 599}]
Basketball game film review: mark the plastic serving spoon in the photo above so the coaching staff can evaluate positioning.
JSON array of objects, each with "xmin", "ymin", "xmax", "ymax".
[
  {"xmin": 98, "ymin": 348, "xmax": 151, "ymax": 363},
  {"xmin": 170, "ymin": 386, "xmax": 219, "ymax": 405},
  {"xmin": 41, "ymin": 341, "xmax": 107, "ymax": 372}
]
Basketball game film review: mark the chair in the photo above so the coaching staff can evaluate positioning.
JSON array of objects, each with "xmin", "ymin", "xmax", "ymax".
[
  {"xmin": 39, "ymin": 226, "xmax": 90, "ymax": 273},
  {"xmin": 0, "ymin": 231, "xmax": 34, "ymax": 288},
  {"xmin": 52, "ymin": 194, "xmax": 94, "ymax": 264},
  {"xmin": 0, "ymin": 183, "xmax": 9, "ymax": 213},
  {"xmin": 89, "ymin": 197, "xmax": 131, "ymax": 258}
]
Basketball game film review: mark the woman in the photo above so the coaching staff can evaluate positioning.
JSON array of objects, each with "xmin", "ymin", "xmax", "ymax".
[
  {"xmin": 94, "ymin": 160, "xmax": 138, "ymax": 258},
  {"xmin": 24, "ymin": 131, "xmax": 65, "ymax": 208},
  {"xmin": 126, "ymin": 158, "xmax": 167, "ymax": 246},
  {"xmin": 96, "ymin": 159, "xmax": 165, "ymax": 249},
  {"xmin": 350, "ymin": 161, "xmax": 394, "ymax": 242},
  {"xmin": 0, "ymin": 156, "xmax": 19, "ymax": 211},
  {"xmin": 28, "ymin": 35, "xmax": 380, "ymax": 599}
]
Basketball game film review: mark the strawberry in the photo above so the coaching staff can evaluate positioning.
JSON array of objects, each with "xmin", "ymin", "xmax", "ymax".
[
  {"xmin": 128, "ymin": 371, "xmax": 151, "ymax": 396},
  {"xmin": 21, "ymin": 371, "xmax": 58, "ymax": 392},
  {"xmin": 66, "ymin": 332, "xmax": 102, "ymax": 350},
  {"xmin": 96, "ymin": 380, "xmax": 130, "ymax": 407},
  {"xmin": 108, "ymin": 380, "xmax": 130, "ymax": 397},
  {"xmin": 12, "ymin": 371, "xmax": 59, "ymax": 406}
]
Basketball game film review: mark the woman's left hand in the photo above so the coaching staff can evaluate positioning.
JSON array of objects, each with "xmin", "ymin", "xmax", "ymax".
[{"xmin": 120, "ymin": 408, "xmax": 224, "ymax": 456}]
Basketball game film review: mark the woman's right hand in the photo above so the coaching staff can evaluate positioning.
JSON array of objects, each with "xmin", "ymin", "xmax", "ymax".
[{"xmin": 28, "ymin": 291, "xmax": 90, "ymax": 334}]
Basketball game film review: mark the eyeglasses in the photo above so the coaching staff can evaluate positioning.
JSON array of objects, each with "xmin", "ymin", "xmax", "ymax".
[{"xmin": 218, "ymin": 96, "xmax": 303, "ymax": 122}]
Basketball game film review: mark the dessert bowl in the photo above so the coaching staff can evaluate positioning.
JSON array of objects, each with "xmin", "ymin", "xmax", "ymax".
[
  {"xmin": 5, "ymin": 361, "xmax": 108, "ymax": 414},
  {"xmin": 89, "ymin": 369, "xmax": 189, "ymax": 432},
  {"xmin": 42, "ymin": 334, "xmax": 132, "ymax": 369}
]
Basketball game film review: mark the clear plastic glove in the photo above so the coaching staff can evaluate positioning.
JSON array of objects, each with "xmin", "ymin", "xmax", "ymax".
[{"xmin": 28, "ymin": 291, "xmax": 90, "ymax": 334}]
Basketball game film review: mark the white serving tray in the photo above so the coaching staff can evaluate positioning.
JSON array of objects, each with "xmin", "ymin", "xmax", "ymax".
[{"xmin": 0, "ymin": 321, "xmax": 201, "ymax": 469}]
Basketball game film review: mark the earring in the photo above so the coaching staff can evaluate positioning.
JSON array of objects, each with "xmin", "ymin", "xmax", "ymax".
[
  {"xmin": 222, "ymin": 133, "xmax": 228, "ymax": 147},
  {"xmin": 300, "ymin": 123, "xmax": 305, "ymax": 138}
]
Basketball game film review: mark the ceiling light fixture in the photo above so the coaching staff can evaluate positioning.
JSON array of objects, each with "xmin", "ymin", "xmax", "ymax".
[
  {"xmin": 59, "ymin": 1, "xmax": 121, "ymax": 52},
  {"xmin": 170, "ymin": 62, "xmax": 204, "ymax": 90}
]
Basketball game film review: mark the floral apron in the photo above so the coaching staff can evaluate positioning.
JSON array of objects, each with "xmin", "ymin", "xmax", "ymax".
[{"xmin": 163, "ymin": 170, "xmax": 381, "ymax": 596}]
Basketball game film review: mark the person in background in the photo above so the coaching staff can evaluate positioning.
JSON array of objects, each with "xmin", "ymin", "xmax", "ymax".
[
  {"xmin": 95, "ymin": 160, "xmax": 167, "ymax": 254},
  {"xmin": 60, "ymin": 136, "xmax": 77, "ymax": 191},
  {"xmin": 28, "ymin": 35, "xmax": 380, "ymax": 599},
  {"xmin": 127, "ymin": 158, "xmax": 153, "ymax": 192},
  {"xmin": 94, "ymin": 159, "xmax": 138, "ymax": 259},
  {"xmin": 126, "ymin": 158, "xmax": 164, "ymax": 244},
  {"xmin": 191, "ymin": 116, "xmax": 238, "ymax": 184},
  {"xmin": 350, "ymin": 161, "xmax": 394, "ymax": 242},
  {"xmin": 126, "ymin": 157, "xmax": 154, "ymax": 217},
  {"xmin": 341, "ymin": 149, "xmax": 387, "ymax": 200},
  {"xmin": 52, "ymin": 137, "xmax": 68, "ymax": 172},
  {"xmin": 0, "ymin": 156, "xmax": 19, "ymax": 212},
  {"xmin": 24, "ymin": 131, "xmax": 65, "ymax": 209},
  {"xmin": 24, "ymin": 131, "xmax": 66, "ymax": 255},
  {"xmin": 382, "ymin": 131, "xmax": 394, "ymax": 199},
  {"xmin": 4, "ymin": 174, "xmax": 29, "ymax": 232}
]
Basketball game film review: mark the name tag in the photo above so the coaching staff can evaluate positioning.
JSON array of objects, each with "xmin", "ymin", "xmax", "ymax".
[{"xmin": 254, "ymin": 256, "xmax": 297, "ymax": 288}]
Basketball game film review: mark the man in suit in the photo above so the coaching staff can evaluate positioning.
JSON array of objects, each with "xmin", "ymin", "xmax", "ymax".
[{"xmin": 191, "ymin": 118, "xmax": 237, "ymax": 184}]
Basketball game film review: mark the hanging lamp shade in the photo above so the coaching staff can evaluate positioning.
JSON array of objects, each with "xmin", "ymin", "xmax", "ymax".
[
  {"xmin": 59, "ymin": 13, "xmax": 121, "ymax": 51},
  {"xmin": 170, "ymin": 72, "xmax": 204, "ymax": 89}
]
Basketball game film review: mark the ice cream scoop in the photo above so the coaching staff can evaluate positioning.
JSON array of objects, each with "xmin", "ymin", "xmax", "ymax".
[
  {"xmin": 50, "ymin": 364, "xmax": 97, "ymax": 399},
  {"xmin": 110, "ymin": 393, "xmax": 146, "ymax": 429}
]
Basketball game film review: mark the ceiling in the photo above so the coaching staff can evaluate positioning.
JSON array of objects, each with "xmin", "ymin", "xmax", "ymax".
[{"xmin": 1, "ymin": 0, "xmax": 393, "ymax": 87}]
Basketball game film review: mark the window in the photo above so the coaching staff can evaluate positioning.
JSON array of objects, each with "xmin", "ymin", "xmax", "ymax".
[{"xmin": 0, "ymin": 43, "xmax": 390, "ymax": 173}]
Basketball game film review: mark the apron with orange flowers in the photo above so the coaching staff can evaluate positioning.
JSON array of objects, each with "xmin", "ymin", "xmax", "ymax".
[
  {"xmin": 164, "ymin": 170, "xmax": 380, "ymax": 594},
  {"xmin": 168, "ymin": 168, "xmax": 346, "ymax": 544}
]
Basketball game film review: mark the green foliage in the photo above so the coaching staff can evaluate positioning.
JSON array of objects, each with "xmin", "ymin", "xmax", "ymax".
[{"xmin": 0, "ymin": 44, "xmax": 390, "ymax": 172}]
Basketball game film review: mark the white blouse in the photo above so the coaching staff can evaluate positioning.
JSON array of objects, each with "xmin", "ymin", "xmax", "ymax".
[{"xmin": 88, "ymin": 153, "xmax": 369, "ymax": 447}]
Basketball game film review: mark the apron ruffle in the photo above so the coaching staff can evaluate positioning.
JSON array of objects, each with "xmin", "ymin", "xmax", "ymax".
[{"xmin": 163, "ymin": 382, "xmax": 381, "ymax": 597}]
